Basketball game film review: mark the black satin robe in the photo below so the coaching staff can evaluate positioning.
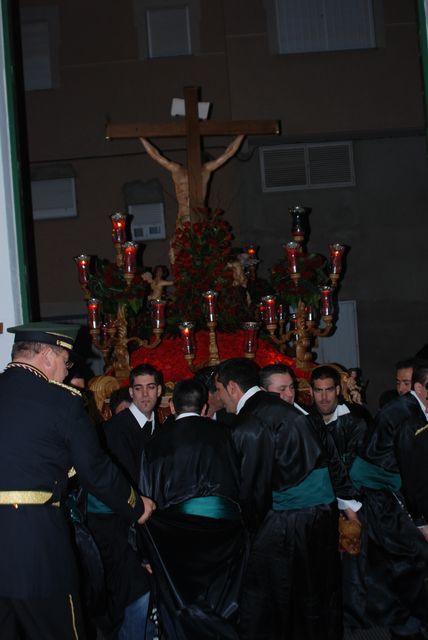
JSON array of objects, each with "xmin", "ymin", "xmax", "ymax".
[
  {"xmin": 139, "ymin": 415, "xmax": 246, "ymax": 639},
  {"xmin": 232, "ymin": 391, "xmax": 342, "ymax": 640},
  {"xmin": 345, "ymin": 392, "xmax": 428, "ymax": 629}
]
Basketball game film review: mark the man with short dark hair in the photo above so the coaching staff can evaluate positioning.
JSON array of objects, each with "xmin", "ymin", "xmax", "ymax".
[
  {"xmin": 0, "ymin": 322, "xmax": 154, "ymax": 639},
  {"xmin": 259, "ymin": 363, "xmax": 308, "ymax": 413},
  {"xmin": 87, "ymin": 363, "xmax": 163, "ymax": 639},
  {"xmin": 310, "ymin": 365, "xmax": 369, "ymax": 471},
  {"xmin": 140, "ymin": 378, "xmax": 245, "ymax": 638},
  {"xmin": 395, "ymin": 358, "xmax": 416, "ymax": 396},
  {"xmin": 216, "ymin": 357, "xmax": 344, "ymax": 640},
  {"xmin": 348, "ymin": 363, "xmax": 428, "ymax": 639}
]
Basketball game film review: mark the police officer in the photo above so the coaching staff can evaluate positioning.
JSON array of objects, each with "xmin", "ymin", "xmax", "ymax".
[{"xmin": 0, "ymin": 322, "xmax": 156, "ymax": 639}]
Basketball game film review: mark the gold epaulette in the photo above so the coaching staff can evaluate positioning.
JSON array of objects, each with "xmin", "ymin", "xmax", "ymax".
[
  {"xmin": 49, "ymin": 380, "xmax": 82, "ymax": 397},
  {"xmin": 415, "ymin": 424, "xmax": 428, "ymax": 437}
]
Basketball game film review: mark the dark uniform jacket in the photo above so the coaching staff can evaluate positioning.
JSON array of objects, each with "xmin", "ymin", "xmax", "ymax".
[
  {"xmin": 0, "ymin": 364, "xmax": 143, "ymax": 599},
  {"xmin": 362, "ymin": 392, "xmax": 428, "ymax": 523}
]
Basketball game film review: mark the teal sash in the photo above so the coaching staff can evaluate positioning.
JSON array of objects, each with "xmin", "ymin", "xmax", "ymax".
[
  {"xmin": 168, "ymin": 496, "xmax": 241, "ymax": 520},
  {"xmin": 349, "ymin": 455, "xmax": 401, "ymax": 492},
  {"xmin": 86, "ymin": 493, "xmax": 113, "ymax": 514},
  {"xmin": 272, "ymin": 467, "xmax": 335, "ymax": 510}
]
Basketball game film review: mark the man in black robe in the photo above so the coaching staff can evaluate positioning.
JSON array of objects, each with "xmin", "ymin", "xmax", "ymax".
[
  {"xmin": 0, "ymin": 323, "xmax": 154, "ymax": 640},
  {"xmin": 87, "ymin": 363, "xmax": 163, "ymax": 639},
  {"xmin": 216, "ymin": 358, "xmax": 349, "ymax": 640},
  {"xmin": 309, "ymin": 365, "xmax": 370, "ymax": 471},
  {"xmin": 139, "ymin": 378, "xmax": 246, "ymax": 640},
  {"xmin": 348, "ymin": 362, "xmax": 428, "ymax": 640}
]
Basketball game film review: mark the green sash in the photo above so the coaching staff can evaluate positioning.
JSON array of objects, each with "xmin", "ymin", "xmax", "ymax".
[
  {"xmin": 349, "ymin": 455, "xmax": 401, "ymax": 492},
  {"xmin": 86, "ymin": 493, "xmax": 113, "ymax": 514},
  {"xmin": 168, "ymin": 496, "xmax": 241, "ymax": 520},
  {"xmin": 272, "ymin": 467, "xmax": 335, "ymax": 510}
]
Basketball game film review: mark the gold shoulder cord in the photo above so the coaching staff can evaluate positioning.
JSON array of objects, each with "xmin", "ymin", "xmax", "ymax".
[
  {"xmin": 5, "ymin": 362, "xmax": 48, "ymax": 381},
  {"xmin": 415, "ymin": 424, "xmax": 428, "ymax": 437},
  {"xmin": 49, "ymin": 380, "xmax": 82, "ymax": 398}
]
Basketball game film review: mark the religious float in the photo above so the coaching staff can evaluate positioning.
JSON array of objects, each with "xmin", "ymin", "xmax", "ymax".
[{"xmin": 73, "ymin": 88, "xmax": 349, "ymax": 417}]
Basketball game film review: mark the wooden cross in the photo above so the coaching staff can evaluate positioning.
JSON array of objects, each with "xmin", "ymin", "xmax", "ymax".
[{"xmin": 106, "ymin": 86, "xmax": 280, "ymax": 219}]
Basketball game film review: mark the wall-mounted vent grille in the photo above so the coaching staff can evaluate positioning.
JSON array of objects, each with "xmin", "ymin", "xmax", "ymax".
[{"xmin": 260, "ymin": 141, "xmax": 355, "ymax": 192}]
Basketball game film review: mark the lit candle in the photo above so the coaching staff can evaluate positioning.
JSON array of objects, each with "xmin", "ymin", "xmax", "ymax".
[
  {"xmin": 262, "ymin": 295, "xmax": 277, "ymax": 325},
  {"xmin": 243, "ymin": 322, "xmax": 259, "ymax": 355},
  {"xmin": 87, "ymin": 298, "xmax": 101, "ymax": 330},
  {"xmin": 202, "ymin": 290, "xmax": 218, "ymax": 323},
  {"xmin": 123, "ymin": 241, "xmax": 138, "ymax": 274},
  {"xmin": 247, "ymin": 245, "xmax": 257, "ymax": 258},
  {"xmin": 179, "ymin": 322, "xmax": 195, "ymax": 355},
  {"xmin": 329, "ymin": 243, "xmax": 345, "ymax": 275},
  {"xmin": 110, "ymin": 212, "xmax": 127, "ymax": 245},
  {"xmin": 74, "ymin": 254, "xmax": 91, "ymax": 285},
  {"xmin": 319, "ymin": 286, "xmax": 334, "ymax": 317},
  {"xmin": 285, "ymin": 242, "xmax": 300, "ymax": 274},
  {"xmin": 289, "ymin": 206, "xmax": 308, "ymax": 242},
  {"xmin": 151, "ymin": 299, "xmax": 166, "ymax": 330}
]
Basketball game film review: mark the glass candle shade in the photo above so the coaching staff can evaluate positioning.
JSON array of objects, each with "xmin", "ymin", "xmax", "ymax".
[
  {"xmin": 151, "ymin": 299, "xmax": 166, "ymax": 330},
  {"xmin": 285, "ymin": 242, "xmax": 300, "ymax": 274},
  {"xmin": 258, "ymin": 302, "xmax": 265, "ymax": 323},
  {"xmin": 123, "ymin": 241, "xmax": 138, "ymax": 274},
  {"xmin": 202, "ymin": 290, "xmax": 218, "ymax": 323},
  {"xmin": 289, "ymin": 206, "xmax": 308, "ymax": 241},
  {"xmin": 87, "ymin": 298, "xmax": 101, "ymax": 330},
  {"xmin": 243, "ymin": 322, "xmax": 259, "ymax": 354},
  {"xmin": 319, "ymin": 286, "xmax": 334, "ymax": 317},
  {"xmin": 277, "ymin": 304, "xmax": 286, "ymax": 322},
  {"xmin": 306, "ymin": 304, "xmax": 316, "ymax": 322},
  {"xmin": 74, "ymin": 254, "xmax": 91, "ymax": 286},
  {"xmin": 110, "ymin": 212, "xmax": 127, "ymax": 245},
  {"xmin": 179, "ymin": 322, "xmax": 195, "ymax": 355},
  {"xmin": 329, "ymin": 243, "xmax": 345, "ymax": 275},
  {"xmin": 262, "ymin": 295, "xmax": 277, "ymax": 325},
  {"xmin": 289, "ymin": 313, "xmax": 298, "ymax": 339}
]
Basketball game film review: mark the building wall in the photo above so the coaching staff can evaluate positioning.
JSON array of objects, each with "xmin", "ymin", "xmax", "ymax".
[{"xmin": 18, "ymin": 0, "xmax": 428, "ymax": 409}]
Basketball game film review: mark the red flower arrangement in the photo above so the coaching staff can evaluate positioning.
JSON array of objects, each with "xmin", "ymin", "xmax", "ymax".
[
  {"xmin": 131, "ymin": 329, "xmax": 312, "ymax": 384},
  {"xmin": 169, "ymin": 209, "xmax": 251, "ymax": 332}
]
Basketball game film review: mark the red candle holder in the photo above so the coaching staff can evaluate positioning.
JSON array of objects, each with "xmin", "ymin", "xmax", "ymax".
[
  {"xmin": 179, "ymin": 322, "xmax": 195, "ymax": 355},
  {"xmin": 243, "ymin": 322, "xmax": 259, "ymax": 358},
  {"xmin": 202, "ymin": 290, "xmax": 218, "ymax": 323},
  {"xmin": 306, "ymin": 304, "xmax": 316, "ymax": 322},
  {"xmin": 123, "ymin": 242, "xmax": 138, "ymax": 274},
  {"xmin": 277, "ymin": 304, "xmax": 286, "ymax": 322},
  {"xmin": 329, "ymin": 243, "xmax": 345, "ymax": 275},
  {"xmin": 151, "ymin": 299, "xmax": 166, "ymax": 330},
  {"xmin": 319, "ymin": 286, "xmax": 334, "ymax": 317},
  {"xmin": 87, "ymin": 298, "xmax": 101, "ymax": 330},
  {"xmin": 110, "ymin": 212, "xmax": 127, "ymax": 245},
  {"xmin": 247, "ymin": 245, "xmax": 257, "ymax": 258},
  {"xmin": 262, "ymin": 295, "xmax": 277, "ymax": 325},
  {"xmin": 284, "ymin": 241, "xmax": 300, "ymax": 275},
  {"xmin": 74, "ymin": 254, "xmax": 91, "ymax": 286}
]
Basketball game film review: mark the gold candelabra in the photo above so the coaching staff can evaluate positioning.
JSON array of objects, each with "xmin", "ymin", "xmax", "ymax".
[{"xmin": 260, "ymin": 206, "xmax": 346, "ymax": 370}]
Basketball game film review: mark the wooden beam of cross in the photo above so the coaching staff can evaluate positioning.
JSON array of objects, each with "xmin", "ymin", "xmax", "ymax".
[{"xmin": 106, "ymin": 86, "xmax": 280, "ymax": 223}]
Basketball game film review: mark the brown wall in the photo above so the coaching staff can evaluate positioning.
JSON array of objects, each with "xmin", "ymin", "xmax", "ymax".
[{"xmin": 19, "ymin": 0, "xmax": 428, "ymax": 409}]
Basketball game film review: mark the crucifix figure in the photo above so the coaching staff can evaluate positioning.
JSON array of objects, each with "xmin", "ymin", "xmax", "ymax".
[{"xmin": 106, "ymin": 86, "xmax": 280, "ymax": 227}]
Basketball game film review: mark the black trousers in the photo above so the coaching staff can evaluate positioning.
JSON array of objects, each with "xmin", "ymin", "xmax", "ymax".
[{"xmin": 0, "ymin": 591, "xmax": 86, "ymax": 640}]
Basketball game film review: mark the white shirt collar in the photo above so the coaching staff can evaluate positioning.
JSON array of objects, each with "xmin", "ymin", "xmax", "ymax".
[
  {"xmin": 129, "ymin": 403, "xmax": 155, "ymax": 433},
  {"xmin": 324, "ymin": 403, "xmax": 350, "ymax": 424},
  {"xmin": 236, "ymin": 386, "xmax": 261, "ymax": 414},
  {"xmin": 410, "ymin": 390, "xmax": 428, "ymax": 418},
  {"xmin": 294, "ymin": 402, "xmax": 308, "ymax": 415},
  {"xmin": 175, "ymin": 412, "xmax": 200, "ymax": 420}
]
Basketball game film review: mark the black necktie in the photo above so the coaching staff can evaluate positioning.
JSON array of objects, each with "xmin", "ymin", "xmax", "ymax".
[{"xmin": 143, "ymin": 420, "xmax": 152, "ymax": 437}]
